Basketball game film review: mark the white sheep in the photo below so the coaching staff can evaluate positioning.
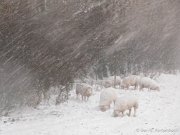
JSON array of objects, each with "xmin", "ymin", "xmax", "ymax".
[
  {"xmin": 139, "ymin": 77, "xmax": 160, "ymax": 91},
  {"xmin": 113, "ymin": 96, "xmax": 138, "ymax": 117},
  {"xmin": 99, "ymin": 88, "xmax": 118, "ymax": 111},
  {"xmin": 76, "ymin": 83, "xmax": 93, "ymax": 101},
  {"xmin": 111, "ymin": 76, "xmax": 122, "ymax": 88},
  {"xmin": 102, "ymin": 76, "xmax": 122, "ymax": 88},
  {"xmin": 121, "ymin": 75, "xmax": 141, "ymax": 90},
  {"xmin": 103, "ymin": 80, "xmax": 113, "ymax": 88}
]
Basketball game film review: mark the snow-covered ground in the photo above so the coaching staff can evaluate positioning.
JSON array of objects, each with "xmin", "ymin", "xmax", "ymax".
[{"xmin": 1, "ymin": 74, "xmax": 180, "ymax": 135}]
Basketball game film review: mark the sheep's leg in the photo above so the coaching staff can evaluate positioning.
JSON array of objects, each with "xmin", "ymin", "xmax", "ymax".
[
  {"xmin": 128, "ymin": 109, "xmax": 132, "ymax": 116},
  {"xmin": 125, "ymin": 85, "xmax": 128, "ymax": 90},
  {"xmin": 140, "ymin": 86, "xmax": 142, "ymax": 91},
  {"xmin": 86, "ymin": 96, "xmax": 89, "ymax": 101},
  {"xmin": 134, "ymin": 108, "xmax": 137, "ymax": 117},
  {"xmin": 84, "ymin": 96, "xmax": 86, "ymax": 101},
  {"xmin": 134, "ymin": 84, "xmax": 137, "ymax": 90},
  {"xmin": 140, "ymin": 85, "xmax": 143, "ymax": 91},
  {"xmin": 81, "ymin": 95, "xmax": 84, "ymax": 101},
  {"xmin": 122, "ymin": 111, "xmax": 125, "ymax": 117},
  {"xmin": 113, "ymin": 100, "xmax": 116, "ymax": 105}
]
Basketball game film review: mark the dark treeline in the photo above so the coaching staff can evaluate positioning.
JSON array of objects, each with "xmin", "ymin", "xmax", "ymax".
[{"xmin": 0, "ymin": 0, "xmax": 180, "ymax": 114}]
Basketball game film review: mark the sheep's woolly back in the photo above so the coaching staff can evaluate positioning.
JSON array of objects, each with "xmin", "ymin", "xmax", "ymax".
[
  {"xmin": 112, "ymin": 76, "xmax": 122, "ymax": 86},
  {"xmin": 103, "ymin": 80, "xmax": 113, "ymax": 88},
  {"xmin": 102, "ymin": 76, "xmax": 122, "ymax": 88},
  {"xmin": 99, "ymin": 88, "xmax": 117, "ymax": 106},
  {"xmin": 122, "ymin": 75, "xmax": 141, "ymax": 87},
  {"xmin": 76, "ymin": 83, "xmax": 93, "ymax": 96},
  {"xmin": 139, "ymin": 77, "xmax": 159, "ymax": 90},
  {"xmin": 114, "ymin": 96, "xmax": 138, "ymax": 112}
]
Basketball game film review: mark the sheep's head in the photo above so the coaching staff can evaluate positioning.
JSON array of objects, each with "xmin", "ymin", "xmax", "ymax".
[
  {"xmin": 85, "ymin": 88, "xmax": 92, "ymax": 97},
  {"xmin": 121, "ymin": 80, "xmax": 128, "ymax": 89},
  {"xmin": 121, "ymin": 82, "xmax": 126, "ymax": 89},
  {"xmin": 156, "ymin": 86, "xmax": 160, "ymax": 91},
  {"xmin": 104, "ymin": 81, "xmax": 111, "ymax": 88},
  {"xmin": 152, "ymin": 86, "xmax": 160, "ymax": 91},
  {"xmin": 99, "ymin": 105, "xmax": 109, "ymax": 112},
  {"xmin": 113, "ymin": 110, "xmax": 119, "ymax": 117}
]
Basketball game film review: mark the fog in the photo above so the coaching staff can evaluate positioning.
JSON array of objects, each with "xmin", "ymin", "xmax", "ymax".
[{"xmin": 0, "ymin": 0, "xmax": 180, "ymax": 114}]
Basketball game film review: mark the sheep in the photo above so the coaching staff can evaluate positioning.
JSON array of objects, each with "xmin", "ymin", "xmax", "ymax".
[
  {"xmin": 139, "ymin": 77, "xmax": 160, "ymax": 91},
  {"xmin": 76, "ymin": 83, "xmax": 93, "ymax": 101},
  {"xmin": 121, "ymin": 75, "xmax": 141, "ymax": 90},
  {"xmin": 102, "ymin": 76, "xmax": 122, "ymax": 88},
  {"xmin": 99, "ymin": 88, "xmax": 118, "ymax": 111},
  {"xmin": 103, "ymin": 80, "xmax": 113, "ymax": 88},
  {"xmin": 111, "ymin": 76, "xmax": 122, "ymax": 88},
  {"xmin": 113, "ymin": 96, "xmax": 138, "ymax": 117}
]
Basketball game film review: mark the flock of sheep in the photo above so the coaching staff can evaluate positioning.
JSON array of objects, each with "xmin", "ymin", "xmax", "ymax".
[{"xmin": 75, "ymin": 75, "xmax": 160, "ymax": 117}]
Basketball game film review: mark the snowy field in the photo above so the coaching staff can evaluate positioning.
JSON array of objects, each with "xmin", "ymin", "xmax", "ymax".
[{"xmin": 0, "ymin": 74, "xmax": 180, "ymax": 135}]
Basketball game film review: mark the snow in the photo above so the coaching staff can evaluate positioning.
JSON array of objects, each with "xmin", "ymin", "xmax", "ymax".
[{"xmin": 1, "ymin": 74, "xmax": 180, "ymax": 135}]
